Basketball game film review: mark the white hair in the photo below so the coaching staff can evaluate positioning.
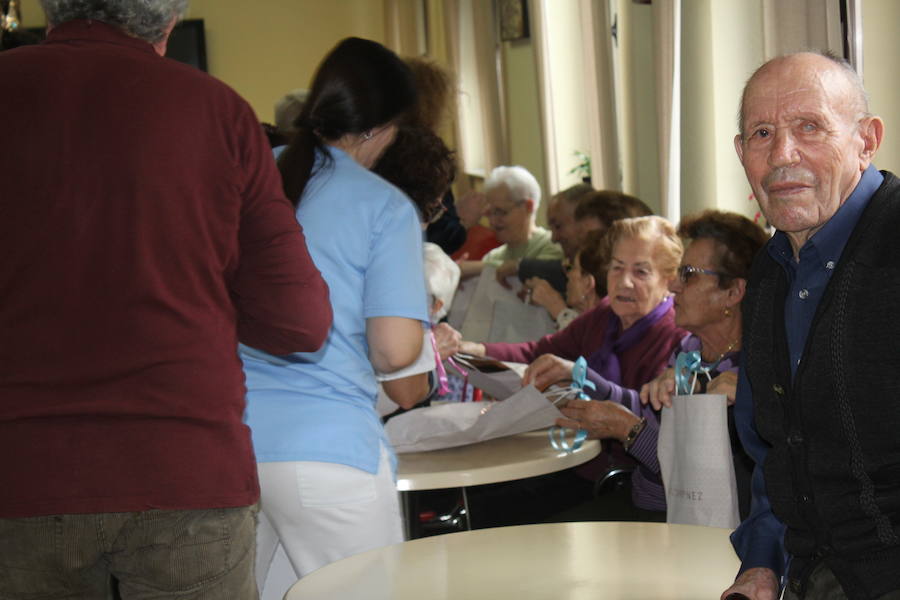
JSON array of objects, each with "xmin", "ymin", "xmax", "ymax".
[
  {"xmin": 423, "ymin": 243, "xmax": 460, "ymax": 321},
  {"xmin": 484, "ymin": 165, "xmax": 542, "ymax": 212},
  {"xmin": 274, "ymin": 88, "xmax": 309, "ymax": 138},
  {"xmin": 39, "ymin": 0, "xmax": 188, "ymax": 43}
]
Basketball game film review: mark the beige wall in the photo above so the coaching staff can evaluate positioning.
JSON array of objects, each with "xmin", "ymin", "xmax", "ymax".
[
  {"xmin": 862, "ymin": 0, "xmax": 900, "ymax": 173},
  {"xmin": 538, "ymin": 0, "xmax": 592, "ymax": 194},
  {"xmin": 681, "ymin": 0, "xmax": 763, "ymax": 222},
  {"xmin": 18, "ymin": 0, "xmax": 900, "ymax": 215},
  {"xmin": 502, "ymin": 38, "xmax": 548, "ymax": 221},
  {"xmin": 618, "ymin": 0, "xmax": 660, "ymax": 213},
  {"xmin": 20, "ymin": 0, "xmax": 388, "ymax": 121},
  {"xmin": 707, "ymin": 0, "xmax": 765, "ymax": 221},
  {"xmin": 19, "ymin": 0, "xmax": 45, "ymax": 28}
]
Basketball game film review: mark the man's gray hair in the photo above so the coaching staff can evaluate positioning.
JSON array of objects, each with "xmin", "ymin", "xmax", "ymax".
[
  {"xmin": 484, "ymin": 165, "xmax": 542, "ymax": 211},
  {"xmin": 40, "ymin": 0, "xmax": 188, "ymax": 43},
  {"xmin": 737, "ymin": 49, "xmax": 870, "ymax": 137}
]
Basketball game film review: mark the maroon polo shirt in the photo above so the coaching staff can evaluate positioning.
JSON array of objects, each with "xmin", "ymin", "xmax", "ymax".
[{"xmin": 0, "ymin": 20, "xmax": 331, "ymax": 517}]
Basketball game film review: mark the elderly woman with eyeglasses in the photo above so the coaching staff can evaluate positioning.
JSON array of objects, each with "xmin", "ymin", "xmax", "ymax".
[
  {"xmin": 556, "ymin": 210, "xmax": 769, "ymax": 518},
  {"xmin": 457, "ymin": 165, "xmax": 563, "ymax": 280},
  {"xmin": 443, "ymin": 217, "xmax": 686, "ymax": 515}
]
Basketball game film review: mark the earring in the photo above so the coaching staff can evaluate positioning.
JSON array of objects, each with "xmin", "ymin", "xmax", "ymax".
[
  {"xmin": 361, "ymin": 131, "xmax": 373, "ymax": 141},
  {"xmin": 724, "ymin": 307, "xmax": 732, "ymax": 317}
]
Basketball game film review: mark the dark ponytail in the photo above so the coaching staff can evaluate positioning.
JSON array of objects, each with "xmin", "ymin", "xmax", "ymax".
[{"xmin": 277, "ymin": 37, "xmax": 417, "ymax": 206}]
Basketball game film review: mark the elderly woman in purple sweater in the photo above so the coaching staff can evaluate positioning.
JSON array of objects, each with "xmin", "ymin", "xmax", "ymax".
[
  {"xmin": 556, "ymin": 210, "xmax": 769, "ymax": 517},
  {"xmin": 450, "ymin": 217, "xmax": 686, "ymax": 514},
  {"xmin": 457, "ymin": 216, "xmax": 684, "ymax": 394}
]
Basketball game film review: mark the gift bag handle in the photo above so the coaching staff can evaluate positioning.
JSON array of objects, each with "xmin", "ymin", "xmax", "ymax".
[{"xmin": 548, "ymin": 356, "xmax": 594, "ymax": 454}]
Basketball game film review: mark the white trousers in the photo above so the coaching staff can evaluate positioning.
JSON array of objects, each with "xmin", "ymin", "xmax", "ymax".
[{"xmin": 255, "ymin": 446, "xmax": 404, "ymax": 599}]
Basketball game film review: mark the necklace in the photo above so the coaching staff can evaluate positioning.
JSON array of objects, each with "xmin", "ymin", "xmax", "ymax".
[{"xmin": 704, "ymin": 338, "xmax": 739, "ymax": 370}]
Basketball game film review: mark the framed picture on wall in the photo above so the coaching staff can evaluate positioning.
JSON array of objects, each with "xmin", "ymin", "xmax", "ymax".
[{"xmin": 499, "ymin": 0, "xmax": 529, "ymax": 41}]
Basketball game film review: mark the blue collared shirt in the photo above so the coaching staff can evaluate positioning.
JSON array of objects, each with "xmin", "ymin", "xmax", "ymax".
[
  {"xmin": 731, "ymin": 165, "xmax": 884, "ymax": 580},
  {"xmin": 769, "ymin": 165, "xmax": 884, "ymax": 377}
]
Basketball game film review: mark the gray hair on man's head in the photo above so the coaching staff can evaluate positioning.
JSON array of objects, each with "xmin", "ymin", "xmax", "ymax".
[
  {"xmin": 423, "ymin": 243, "xmax": 460, "ymax": 321},
  {"xmin": 484, "ymin": 165, "xmax": 542, "ymax": 212},
  {"xmin": 39, "ymin": 0, "xmax": 188, "ymax": 43},
  {"xmin": 737, "ymin": 49, "xmax": 870, "ymax": 137}
]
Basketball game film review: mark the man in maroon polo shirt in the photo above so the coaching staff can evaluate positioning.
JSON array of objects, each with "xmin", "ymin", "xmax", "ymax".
[{"xmin": 0, "ymin": 1, "xmax": 332, "ymax": 597}]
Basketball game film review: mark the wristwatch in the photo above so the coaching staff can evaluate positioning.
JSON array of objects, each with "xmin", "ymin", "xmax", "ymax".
[{"xmin": 622, "ymin": 417, "xmax": 647, "ymax": 452}]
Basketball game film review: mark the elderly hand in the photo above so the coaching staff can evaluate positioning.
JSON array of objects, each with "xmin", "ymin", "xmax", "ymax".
[
  {"xmin": 719, "ymin": 567, "xmax": 780, "ymax": 600},
  {"xmin": 432, "ymin": 322, "xmax": 462, "ymax": 361},
  {"xmin": 456, "ymin": 190, "xmax": 487, "ymax": 229},
  {"xmin": 556, "ymin": 398, "xmax": 640, "ymax": 441},
  {"xmin": 708, "ymin": 370, "xmax": 739, "ymax": 406},
  {"xmin": 522, "ymin": 354, "xmax": 574, "ymax": 390},
  {"xmin": 495, "ymin": 260, "xmax": 519, "ymax": 288},
  {"xmin": 524, "ymin": 277, "xmax": 568, "ymax": 319},
  {"xmin": 640, "ymin": 367, "xmax": 676, "ymax": 410},
  {"xmin": 458, "ymin": 338, "xmax": 486, "ymax": 358}
]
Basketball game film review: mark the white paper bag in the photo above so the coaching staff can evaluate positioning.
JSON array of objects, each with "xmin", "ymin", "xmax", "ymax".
[
  {"xmin": 385, "ymin": 385, "xmax": 562, "ymax": 453},
  {"xmin": 457, "ymin": 267, "xmax": 556, "ymax": 343},
  {"xmin": 657, "ymin": 393, "xmax": 740, "ymax": 529},
  {"xmin": 446, "ymin": 276, "xmax": 477, "ymax": 330}
]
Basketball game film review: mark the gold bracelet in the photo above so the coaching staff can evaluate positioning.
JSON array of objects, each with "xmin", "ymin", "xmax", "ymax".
[{"xmin": 623, "ymin": 417, "xmax": 647, "ymax": 452}]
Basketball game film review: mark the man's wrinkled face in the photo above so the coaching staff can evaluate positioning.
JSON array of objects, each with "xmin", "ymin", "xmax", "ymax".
[
  {"xmin": 547, "ymin": 199, "xmax": 579, "ymax": 258},
  {"xmin": 735, "ymin": 55, "xmax": 873, "ymax": 241}
]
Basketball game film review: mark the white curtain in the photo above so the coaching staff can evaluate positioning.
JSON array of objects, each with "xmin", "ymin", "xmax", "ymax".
[
  {"xmin": 580, "ymin": 0, "xmax": 620, "ymax": 190},
  {"xmin": 653, "ymin": 0, "xmax": 681, "ymax": 222}
]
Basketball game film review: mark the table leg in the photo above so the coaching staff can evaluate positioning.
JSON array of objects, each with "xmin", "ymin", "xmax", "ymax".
[
  {"xmin": 401, "ymin": 491, "xmax": 413, "ymax": 540},
  {"xmin": 461, "ymin": 487, "xmax": 472, "ymax": 531}
]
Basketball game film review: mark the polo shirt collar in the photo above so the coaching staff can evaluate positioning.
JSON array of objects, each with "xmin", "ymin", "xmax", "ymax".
[{"xmin": 45, "ymin": 19, "xmax": 157, "ymax": 55}]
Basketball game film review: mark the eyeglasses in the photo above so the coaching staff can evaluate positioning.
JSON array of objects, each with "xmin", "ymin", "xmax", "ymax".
[
  {"xmin": 677, "ymin": 264, "xmax": 722, "ymax": 283},
  {"xmin": 486, "ymin": 202, "xmax": 524, "ymax": 219}
]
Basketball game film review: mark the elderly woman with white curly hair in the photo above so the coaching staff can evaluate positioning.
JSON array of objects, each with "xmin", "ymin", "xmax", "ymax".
[{"xmin": 458, "ymin": 165, "xmax": 564, "ymax": 280}]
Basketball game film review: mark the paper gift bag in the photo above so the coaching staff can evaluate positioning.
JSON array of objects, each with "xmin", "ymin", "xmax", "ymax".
[
  {"xmin": 457, "ymin": 267, "xmax": 556, "ymax": 343},
  {"xmin": 450, "ymin": 354, "xmax": 525, "ymax": 401},
  {"xmin": 657, "ymin": 393, "xmax": 740, "ymax": 529},
  {"xmin": 385, "ymin": 384, "xmax": 562, "ymax": 453}
]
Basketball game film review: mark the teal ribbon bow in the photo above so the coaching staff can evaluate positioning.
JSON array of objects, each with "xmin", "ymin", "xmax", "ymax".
[
  {"xmin": 549, "ymin": 356, "xmax": 595, "ymax": 454},
  {"xmin": 674, "ymin": 350, "xmax": 715, "ymax": 395}
]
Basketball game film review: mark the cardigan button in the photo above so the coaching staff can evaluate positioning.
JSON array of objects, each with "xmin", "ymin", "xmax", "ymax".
[
  {"xmin": 787, "ymin": 431, "xmax": 804, "ymax": 446},
  {"xmin": 773, "ymin": 384, "xmax": 785, "ymax": 395}
]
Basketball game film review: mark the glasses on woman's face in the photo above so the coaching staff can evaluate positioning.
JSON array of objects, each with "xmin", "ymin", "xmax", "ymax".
[
  {"xmin": 486, "ymin": 201, "xmax": 524, "ymax": 219},
  {"xmin": 677, "ymin": 264, "xmax": 721, "ymax": 283}
]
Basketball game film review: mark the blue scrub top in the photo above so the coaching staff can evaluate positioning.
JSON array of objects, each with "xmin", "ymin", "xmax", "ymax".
[{"xmin": 241, "ymin": 145, "xmax": 429, "ymax": 474}]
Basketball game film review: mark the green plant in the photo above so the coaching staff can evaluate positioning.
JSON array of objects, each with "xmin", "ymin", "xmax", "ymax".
[{"xmin": 568, "ymin": 151, "xmax": 591, "ymax": 179}]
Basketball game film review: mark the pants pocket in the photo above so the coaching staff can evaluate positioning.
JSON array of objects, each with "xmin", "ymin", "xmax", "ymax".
[
  {"xmin": 0, "ymin": 516, "xmax": 75, "ymax": 600},
  {"xmin": 118, "ymin": 506, "xmax": 254, "ymax": 594}
]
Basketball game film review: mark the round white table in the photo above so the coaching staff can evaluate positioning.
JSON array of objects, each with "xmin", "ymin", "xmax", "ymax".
[
  {"xmin": 395, "ymin": 429, "xmax": 601, "ymax": 536},
  {"xmin": 396, "ymin": 429, "xmax": 601, "ymax": 491},
  {"xmin": 284, "ymin": 521, "xmax": 741, "ymax": 600}
]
